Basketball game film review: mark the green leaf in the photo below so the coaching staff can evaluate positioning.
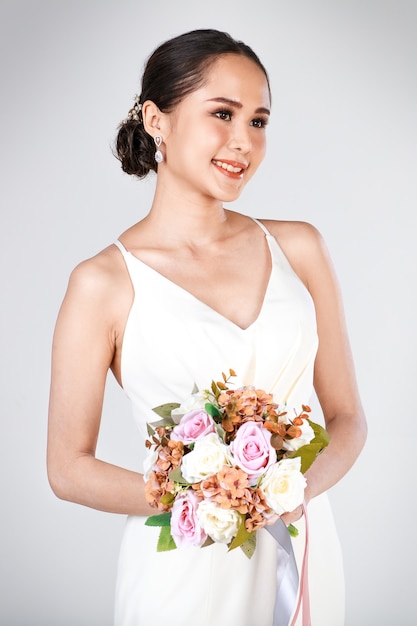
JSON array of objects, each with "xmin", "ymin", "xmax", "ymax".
[
  {"xmin": 201, "ymin": 535, "xmax": 215, "ymax": 549},
  {"xmin": 146, "ymin": 423, "xmax": 155, "ymax": 437},
  {"xmin": 191, "ymin": 383, "xmax": 199, "ymax": 394},
  {"xmin": 168, "ymin": 465, "xmax": 190, "ymax": 485},
  {"xmin": 308, "ymin": 419, "xmax": 331, "ymax": 446},
  {"xmin": 215, "ymin": 423, "xmax": 226, "ymax": 441},
  {"xmin": 156, "ymin": 525, "xmax": 177, "ymax": 552},
  {"xmin": 228, "ymin": 514, "xmax": 253, "ymax": 553},
  {"xmin": 289, "ymin": 442, "xmax": 325, "ymax": 473},
  {"xmin": 149, "ymin": 417, "xmax": 176, "ymax": 430},
  {"xmin": 205, "ymin": 402, "xmax": 222, "ymax": 419},
  {"xmin": 288, "ymin": 419, "xmax": 330, "ymax": 473},
  {"xmin": 288, "ymin": 523, "xmax": 299, "ymax": 537},
  {"xmin": 239, "ymin": 533, "xmax": 257, "ymax": 559},
  {"xmin": 144, "ymin": 512, "xmax": 172, "ymax": 527},
  {"xmin": 160, "ymin": 492, "xmax": 175, "ymax": 506},
  {"xmin": 152, "ymin": 402, "xmax": 181, "ymax": 419},
  {"xmin": 211, "ymin": 380, "xmax": 220, "ymax": 399}
]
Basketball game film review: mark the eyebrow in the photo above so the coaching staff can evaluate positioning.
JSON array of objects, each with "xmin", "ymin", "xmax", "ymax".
[{"xmin": 205, "ymin": 97, "xmax": 270, "ymax": 116}]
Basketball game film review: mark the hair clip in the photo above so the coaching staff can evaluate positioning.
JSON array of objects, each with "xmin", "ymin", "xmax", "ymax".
[{"xmin": 125, "ymin": 94, "xmax": 143, "ymax": 123}]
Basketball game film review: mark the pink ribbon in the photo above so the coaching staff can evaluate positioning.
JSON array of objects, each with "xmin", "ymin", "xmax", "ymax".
[{"xmin": 289, "ymin": 501, "xmax": 310, "ymax": 626}]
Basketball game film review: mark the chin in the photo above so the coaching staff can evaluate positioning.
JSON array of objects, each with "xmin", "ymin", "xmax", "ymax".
[{"xmin": 216, "ymin": 186, "xmax": 245, "ymax": 203}]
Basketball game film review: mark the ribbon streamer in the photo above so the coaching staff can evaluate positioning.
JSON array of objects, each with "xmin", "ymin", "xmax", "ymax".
[{"xmin": 266, "ymin": 501, "xmax": 310, "ymax": 626}]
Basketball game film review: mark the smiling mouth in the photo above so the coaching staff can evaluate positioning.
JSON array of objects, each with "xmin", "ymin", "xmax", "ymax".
[{"xmin": 212, "ymin": 159, "xmax": 247, "ymax": 174}]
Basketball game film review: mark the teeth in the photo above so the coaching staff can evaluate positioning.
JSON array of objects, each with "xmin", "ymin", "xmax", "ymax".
[{"xmin": 213, "ymin": 160, "xmax": 243, "ymax": 173}]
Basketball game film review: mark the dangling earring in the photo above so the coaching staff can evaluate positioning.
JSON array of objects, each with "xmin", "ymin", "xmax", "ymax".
[{"xmin": 154, "ymin": 136, "xmax": 163, "ymax": 163}]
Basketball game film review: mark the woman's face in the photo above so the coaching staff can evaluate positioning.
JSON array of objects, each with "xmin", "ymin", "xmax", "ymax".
[{"xmin": 162, "ymin": 53, "xmax": 271, "ymax": 204}]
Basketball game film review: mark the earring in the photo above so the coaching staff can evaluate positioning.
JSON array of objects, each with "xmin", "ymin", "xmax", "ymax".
[{"xmin": 154, "ymin": 136, "xmax": 163, "ymax": 163}]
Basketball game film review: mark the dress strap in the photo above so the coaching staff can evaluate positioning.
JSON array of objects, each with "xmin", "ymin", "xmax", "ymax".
[
  {"xmin": 251, "ymin": 217, "xmax": 272, "ymax": 237},
  {"xmin": 114, "ymin": 239, "xmax": 128, "ymax": 256}
]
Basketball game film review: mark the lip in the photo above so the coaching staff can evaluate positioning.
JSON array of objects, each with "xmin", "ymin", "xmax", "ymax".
[{"xmin": 211, "ymin": 158, "xmax": 248, "ymax": 179}]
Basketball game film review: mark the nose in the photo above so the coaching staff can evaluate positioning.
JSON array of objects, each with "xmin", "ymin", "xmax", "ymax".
[{"xmin": 228, "ymin": 122, "xmax": 252, "ymax": 154}]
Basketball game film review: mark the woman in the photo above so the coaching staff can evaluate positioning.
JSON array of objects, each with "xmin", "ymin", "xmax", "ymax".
[{"xmin": 47, "ymin": 29, "xmax": 367, "ymax": 625}]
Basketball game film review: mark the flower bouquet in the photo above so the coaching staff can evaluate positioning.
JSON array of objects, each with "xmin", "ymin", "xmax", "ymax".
[{"xmin": 144, "ymin": 370, "xmax": 329, "ymax": 558}]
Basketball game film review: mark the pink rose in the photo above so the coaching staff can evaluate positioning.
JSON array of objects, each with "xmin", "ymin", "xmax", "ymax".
[
  {"xmin": 171, "ymin": 409, "xmax": 216, "ymax": 444},
  {"xmin": 230, "ymin": 421, "xmax": 276, "ymax": 485},
  {"xmin": 171, "ymin": 491, "xmax": 207, "ymax": 548}
]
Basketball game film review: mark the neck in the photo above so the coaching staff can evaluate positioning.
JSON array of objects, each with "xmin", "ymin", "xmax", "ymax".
[{"xmin": 143, "ymin": 180, "xmax": 231, "ymax": 246}]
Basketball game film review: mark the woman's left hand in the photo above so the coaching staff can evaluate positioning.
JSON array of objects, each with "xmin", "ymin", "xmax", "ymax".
[{"xmin": 280, "ymin": 504, "xmax": 304, "ymax": 526}]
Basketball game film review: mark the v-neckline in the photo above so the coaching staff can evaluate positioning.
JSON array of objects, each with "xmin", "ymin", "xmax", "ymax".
[{"xmin": 119, "ymin": 232, "xmax": 275, "ymax": 333}]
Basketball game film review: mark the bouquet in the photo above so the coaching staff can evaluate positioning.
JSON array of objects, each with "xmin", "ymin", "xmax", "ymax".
[{"xmin": 144, "ymin": 370, "xmax": 329, "ymax": 558}]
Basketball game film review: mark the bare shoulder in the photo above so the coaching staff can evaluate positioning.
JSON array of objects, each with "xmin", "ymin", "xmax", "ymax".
[
  {"xmin": 260, "ymin": 220, "xmax": 330, "ymax": 287},
  {"xmin": 58, "ymin": 244, "xmax": 133, "ymax": 343},
  {"xmin": 261, "ymin": 219, "xmax": 324, "ymax": 250},
  {"xmin": 67, "ymin": 244, "xmax": 129, "ymax": 302}
]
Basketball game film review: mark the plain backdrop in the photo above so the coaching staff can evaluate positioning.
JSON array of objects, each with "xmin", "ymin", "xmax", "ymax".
[{"xmin": 1, "ymin": 0, "xmax": 416, "ymax": 624}]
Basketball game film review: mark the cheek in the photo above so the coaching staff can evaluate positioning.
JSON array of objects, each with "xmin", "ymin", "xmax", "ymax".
[
  {"xmin": 204, "ymin": 125, "xmax": 230, "ymax": 151},
  {"xmin": 169, "ymin": 124, "xmax": 225, "ymax": 164},
  {"xmin": 252, "ymin": 132, "xmax": 267, "ymax": 161}
]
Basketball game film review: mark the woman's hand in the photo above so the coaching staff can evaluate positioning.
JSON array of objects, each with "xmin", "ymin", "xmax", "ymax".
[
  {"xmin": 47, "ymin": 245, "xmax": 153, "ymax": 517},
  {"xmin": 264, "ymin": 220, "xmax": 367, "ymax": 501},
  {"xmin": 280, "ymin": 503, "xmax": 305, "ymax": 527}
]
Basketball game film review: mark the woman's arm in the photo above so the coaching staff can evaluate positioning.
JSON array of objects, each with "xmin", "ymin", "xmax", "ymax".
[
  {"xmin": 266, "ymin": 221, "xmax": 367, "ymax": 519},
  {"xmin": 47, "ymin": 248, "xmax": 154, "ymax": 516}
]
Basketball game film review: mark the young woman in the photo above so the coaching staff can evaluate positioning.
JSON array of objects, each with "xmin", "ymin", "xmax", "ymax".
[{"xmin": 47, "ymin": 29, "xmax": 367, "ymax": 626}]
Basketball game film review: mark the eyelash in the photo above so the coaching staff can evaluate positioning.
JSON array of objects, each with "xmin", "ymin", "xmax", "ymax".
[
  {"xmin": 251, "ymin": 117, "xmax": 268, "ymax": 129},
  {"xmin": 213, "ymin": 109, "xmax": 268, "ymax": 128}
]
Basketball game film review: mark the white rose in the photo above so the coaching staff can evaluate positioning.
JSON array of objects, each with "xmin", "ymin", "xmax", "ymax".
[
  {"xmin": 171, "ymin": 392, "xmax": 208, "ymax": 419},
  {"xmin": 143, "ymin": 446, "xmax": 159, "ymax": 482},
  {"xmin": 261, "ymin": 457, "xmax": 307, "ymax": 515},
  {"xmin": 197, "ymin": 500, "xmax": 240, "ymax": 544},
  {"xmin": 283, "ymin": 420, "xmax": 315, "ymax": 452},
  {"xmin": 181, "ymin": 433, "xmax": 231, "ymax": 483}
]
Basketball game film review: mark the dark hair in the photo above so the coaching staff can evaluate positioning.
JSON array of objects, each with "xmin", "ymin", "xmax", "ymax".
[{"xmin": 115, "ymin": 29, "xmax": 269, "ymax": 179}]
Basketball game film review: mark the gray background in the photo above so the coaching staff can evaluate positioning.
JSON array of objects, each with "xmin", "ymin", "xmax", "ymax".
[{"xmin": 1, "ymin": 0, "xmax": 416, "ymax": 624}]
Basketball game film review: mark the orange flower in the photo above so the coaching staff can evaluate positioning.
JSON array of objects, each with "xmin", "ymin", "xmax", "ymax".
[
  {"xmin": 263, "ymin": 420, "xmax": 287, "ymax": 436},
  {"xmin": 286, "ymin": 425, "xmax": 302, "ymax": 439},
  {"xmin": 244, "ymin": 487, "xmax": 277, "ymax": 532},
  {"xmin": 198, "ymin": 473, "xmax": 222, "ymax": 499},
  {"xmin": 218, "ymin": 466, "xmax": 249, "ymax": 499},
  {"xmin": 198, "ymin": 466, "xmax": 250, "ymax": 513},
  {"xmin": 217, "ymin": 387, "xmax": 280, "ymax": 441},
  {"xmin": 156, "ymin": 440, "xmax": 184, "ymax": 472},
  {"xmin": 144, "ymin": 471, "xmax": 174, "ymax": 511},
  {"xmin": 245, "ymin": 509, "xmax": 267, "ymax": 533}
]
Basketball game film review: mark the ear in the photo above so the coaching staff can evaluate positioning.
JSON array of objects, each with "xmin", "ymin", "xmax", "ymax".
[{"xmin": 142, "ymin": 100, "xmax": 171, "ymax": 138}]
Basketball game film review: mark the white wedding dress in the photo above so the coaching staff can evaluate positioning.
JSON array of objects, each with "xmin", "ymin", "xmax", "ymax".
[{"xmin": 113, "ymin": 219, "xmax": 344, "ymax": 626}]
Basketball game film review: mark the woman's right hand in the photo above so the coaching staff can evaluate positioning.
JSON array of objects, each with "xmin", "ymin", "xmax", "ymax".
[{"xmin": 47, "ymin": 245, "xmax": 153, "ymax": 517}]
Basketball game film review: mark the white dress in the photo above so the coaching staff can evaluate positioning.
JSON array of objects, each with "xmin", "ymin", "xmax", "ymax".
[{"xmin": 113, "ymin": 219, "xmax": 344, "ymax": 626}]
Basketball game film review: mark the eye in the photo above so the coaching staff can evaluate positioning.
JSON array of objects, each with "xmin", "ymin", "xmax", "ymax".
[
  {"xmin": 214, "ymin": 109, "xmax": 232, "ymax": 121},
  {"xmin": 250, "ymin": 117, "xmax": 268, "ymax": 129}
]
